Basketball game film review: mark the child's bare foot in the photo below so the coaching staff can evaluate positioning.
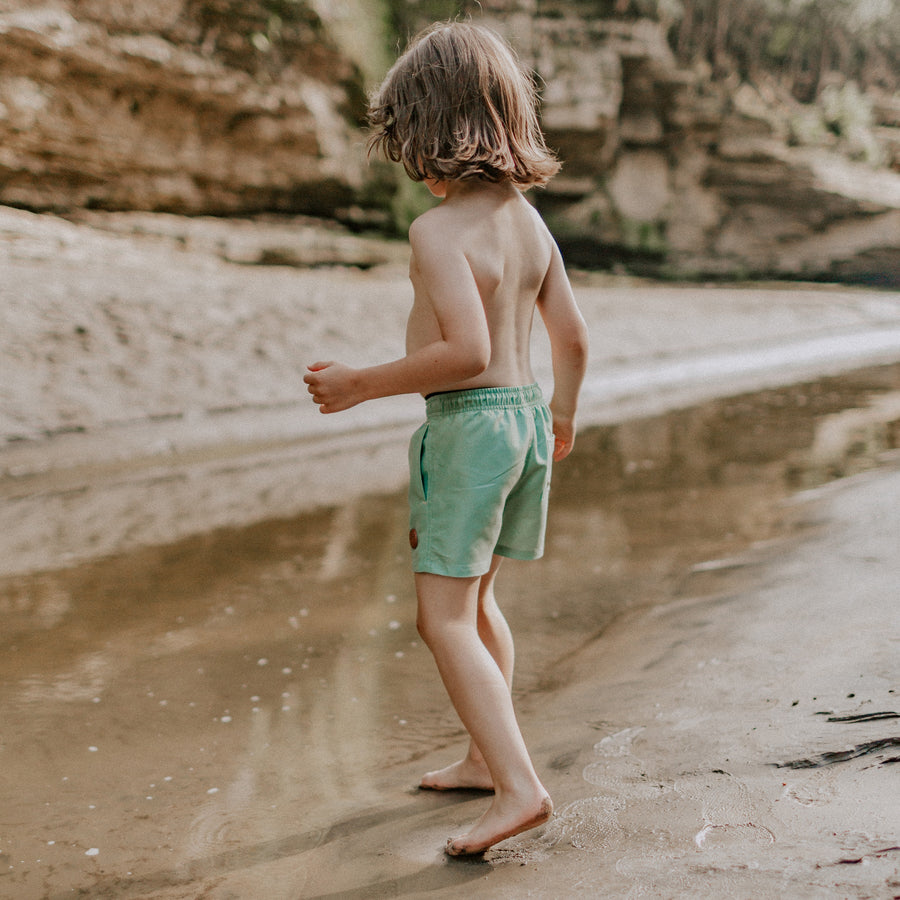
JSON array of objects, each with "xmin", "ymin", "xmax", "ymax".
[
  {"xmin": 420, "ymin": 758, "xmax": 494, "ymax": 792},
  {"xmin": 445, "ymin": 793, "xmax": 552, "ymax": 856}
]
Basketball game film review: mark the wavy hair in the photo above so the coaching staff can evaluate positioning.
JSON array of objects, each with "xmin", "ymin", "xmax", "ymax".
[{"xmin": 367, "ymin": 22, "xmax": 559, "ymax": 188}]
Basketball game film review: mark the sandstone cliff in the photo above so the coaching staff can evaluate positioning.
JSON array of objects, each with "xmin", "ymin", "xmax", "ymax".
[
  {"xmin": 0, "ymin": 1, "xmax": 368, "ymax": 215},
  {"xmin": 469, "ymin": 1, "xmax": 900, "ymax": 286},
  {"xmin": 2, "ymin": 0, "xmax": 899, "ymax": 284}
]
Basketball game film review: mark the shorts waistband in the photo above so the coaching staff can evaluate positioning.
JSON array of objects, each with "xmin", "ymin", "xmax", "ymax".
[{"xmin": 425, "ymin": 384, "xmax": 544, "ymax": 418}]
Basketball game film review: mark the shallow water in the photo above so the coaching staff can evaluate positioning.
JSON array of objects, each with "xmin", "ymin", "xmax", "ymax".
[{"xmin": 2, "ymin": 363, "xmax": 900, "ymax": 898}]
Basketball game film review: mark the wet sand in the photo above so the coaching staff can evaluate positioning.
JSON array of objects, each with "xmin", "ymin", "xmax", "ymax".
[
  {"xmin": 3, "ymin": 365, "xmax": 900, "ymax": 898},
  {"xmin": 3, "ymin": 210, "xmax": 900, "ymax": 896}
]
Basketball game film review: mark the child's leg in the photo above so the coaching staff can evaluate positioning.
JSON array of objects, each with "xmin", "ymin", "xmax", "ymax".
[
  {"xmin": 415, "ymin": 569, "xmax": 552, "ymax": 855},
  {"xmin": 420, "ymin": 555, "xmax": 512, "ymax": 790}
]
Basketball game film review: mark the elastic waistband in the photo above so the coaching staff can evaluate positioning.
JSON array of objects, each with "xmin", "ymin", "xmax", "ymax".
[{"xmin": 425, "ymin": 384, "xmax": 544, "ymax": 418}]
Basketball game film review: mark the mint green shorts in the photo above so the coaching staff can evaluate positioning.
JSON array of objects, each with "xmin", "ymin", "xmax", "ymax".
[{"xmin": 408, "ymin": 384, "xmax": 553, "ymax": 578}]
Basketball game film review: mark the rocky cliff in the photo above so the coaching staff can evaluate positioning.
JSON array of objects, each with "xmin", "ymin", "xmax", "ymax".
[
  {"xmin": 468, "ymin": 1, "xmax": 900, "ymax": 286},
  {"xmin": 2, "ymin": 0, "xmax": 899, "ymax": 284},
  {"xmin": 0, "ymin": 1, "xmax": 368, "ymax": 215}
]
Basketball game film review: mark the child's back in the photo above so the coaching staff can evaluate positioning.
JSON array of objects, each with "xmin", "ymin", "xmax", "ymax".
[{"xmin": 406, "ymin": 179, "xmax": 553, "ymax": 394}]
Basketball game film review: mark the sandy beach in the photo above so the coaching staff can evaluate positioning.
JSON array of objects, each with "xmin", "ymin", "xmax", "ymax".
[{"xmin": 1, "ymin": 209, "xmax": 899, "ymax": 898}]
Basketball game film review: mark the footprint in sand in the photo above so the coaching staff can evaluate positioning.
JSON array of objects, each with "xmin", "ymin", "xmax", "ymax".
[
  {"xmin": 541, "ymin": 727, "xmax": 654, "ymax": 851},
  {"xmin": 676, "ymin": 770, "xmax": 775, "ymax": 849},
  {"xmin": 780, "ymin": 767, "xmax": 839, "ymax": 806},
  {"xmin": 538, "ymin": 795, "xmax": 625, "ymax": 851}
]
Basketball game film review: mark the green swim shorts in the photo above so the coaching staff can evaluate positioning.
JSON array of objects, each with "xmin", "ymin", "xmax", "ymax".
[{"xmin": 408, "ymin": 384, "xmax": 553, "ymax": 578}]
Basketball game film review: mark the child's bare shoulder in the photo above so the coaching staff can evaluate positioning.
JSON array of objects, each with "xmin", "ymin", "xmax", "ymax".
[
  {"xmin": 408, "ymin": 205, "xmax": 442, "ymax": 239},
  {"xmin": 408, "ymin": 204, "xmax": 464, "ymax": 255}
]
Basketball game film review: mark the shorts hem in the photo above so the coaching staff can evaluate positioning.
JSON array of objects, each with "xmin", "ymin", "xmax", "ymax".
[
  {"xmin": 412, "ymin": 561, "xmax": 491, "ymax": 578},
  {"xmin": 494, "ymin": 545, "xmax": 544, "ymax": 562},
  {"xmin": 412, "ymin": 545, "xmax": 543, "ymax": 576}
]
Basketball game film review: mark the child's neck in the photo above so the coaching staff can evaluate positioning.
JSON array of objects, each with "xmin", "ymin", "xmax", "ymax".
[{"xmin": 441, "ymin": 178, "xmax": 518, "ymax": 202}]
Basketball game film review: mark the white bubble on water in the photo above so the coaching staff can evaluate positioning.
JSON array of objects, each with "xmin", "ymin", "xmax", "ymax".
[
  {"xmin": 88, "ymin": 746, "xmax": 98, "ymax": 752},
  {"xmin": 388, "ymin": 621, "xmax": 401, "ymax": 631},
  {"xmin": 282, "ymin": 667, "xmax": 292, "ymax": 675},
  {"xmin": 207, "ymin": 787, "xmax": 219, "ymax": 794},
  {"xmin": 257, "ymin": 658, "xmax": 268, "ymax": 666},
  {"xmin": 220, "ymin": 715, "xmax": 232, "ymax": 723},
  {"xmin": 85, "ymin": 848, "xmax": 99, "ymax": 856}
]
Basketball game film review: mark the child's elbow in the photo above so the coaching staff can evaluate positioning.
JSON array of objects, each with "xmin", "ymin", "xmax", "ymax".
[
  {"xmin": 472, "ymin": 345, "xmax": 492, "ymax": 376},
  {"xmin": 574, "ymin": 332, "xmax": 590, "ymax": 366},
  {"xmin": 563, "ymin": 325, "xmax": 589, "ymax": 368},
  {"xmin": 459, "ymin": 339, "xmax": 491, "ymax": 379}
]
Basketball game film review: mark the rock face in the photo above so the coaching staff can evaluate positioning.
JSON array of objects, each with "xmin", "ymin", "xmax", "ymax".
[
  {"xmin": 0, "ymin": 1, "xmax": 368, "ymax": 215},
  {"xmin": 472, "ymin": 2, "xmax": 900, "ymax": 285},
  {"xmin": 2, "ymin": 0, "xmax": 899, "ymax": 283}
]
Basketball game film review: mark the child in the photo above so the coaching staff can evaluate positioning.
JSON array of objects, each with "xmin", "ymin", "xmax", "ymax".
[{"xmin": 304, "ymin": 21, "xmax": 588, "ymax": 856}]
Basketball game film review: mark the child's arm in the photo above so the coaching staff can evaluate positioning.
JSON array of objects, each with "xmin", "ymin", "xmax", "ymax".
[
  {"xmin": 304, "ymin": 216, "xmax": 490, "ymax": 413},
  {"xmin": 536, "ymin": 242, "xmax": 589, "ymax": 460}
]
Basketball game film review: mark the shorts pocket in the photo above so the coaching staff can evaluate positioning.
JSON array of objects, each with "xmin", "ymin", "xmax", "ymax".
[{"xmin": 408, "ymin": 423, "xmax": 429, "ymax": 501}]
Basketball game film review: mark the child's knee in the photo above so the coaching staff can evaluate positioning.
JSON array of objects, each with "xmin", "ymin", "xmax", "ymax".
[
  {"xmin": 415, "ymin": 609, "xmax": 433, "ymax": 645},
  {"xmin": 415, "ymin": 600, "xmax": 446, "ymax": 648}
]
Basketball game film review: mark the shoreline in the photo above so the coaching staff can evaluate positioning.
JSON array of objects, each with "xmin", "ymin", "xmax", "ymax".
[
  {"xmin": 4, "ymin": 323, "xmax": 900, "ymax": 578},
  {"xmin": 4, "ymin": 222, "xmax": 900, "ymax": 578}
]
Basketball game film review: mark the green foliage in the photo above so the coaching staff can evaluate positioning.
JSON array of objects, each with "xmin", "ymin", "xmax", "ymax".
[
  {"xmin": 820, "ymin": 81, "xmax": 883, "ymax": 162},
  {"xmin": 313, "ymin": 0, "xmax": 394, "ymax": 89},
  {"xmin": 386, "ymin": 0, "xmax": 466, "ymax": 42},
  {"xmin": 621, "ymin": 218, "xmax": 668, "ymax": 255},
  {"xmin": 822, "ymin": 81, "xmax": 872, "ymax": 135},
  {"xmin": 623, "ymin": 0, "xmax": 900, "ymax": 97},
  {"xmin": 183, "ymin": 0, "xmax": 330, "ymax": 75}
]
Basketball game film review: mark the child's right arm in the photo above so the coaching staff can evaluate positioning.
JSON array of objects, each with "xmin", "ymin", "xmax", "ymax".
[
  {"xmin": 537, "ymin": 242, "xmax": 589, "ymax": 461},
  {"xmin": 304, "ymin": 214, "xmax": 491, "ymax": 412}
]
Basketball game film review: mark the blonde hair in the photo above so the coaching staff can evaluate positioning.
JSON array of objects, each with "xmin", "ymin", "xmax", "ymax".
[{"xmin": 367, "ymin": 22, "xmax": 559, "ymax": 188}]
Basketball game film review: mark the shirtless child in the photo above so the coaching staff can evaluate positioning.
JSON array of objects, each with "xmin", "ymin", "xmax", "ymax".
[{"xmin": 304, "ymin": 21, "xmax": 588, "ymax": 856}]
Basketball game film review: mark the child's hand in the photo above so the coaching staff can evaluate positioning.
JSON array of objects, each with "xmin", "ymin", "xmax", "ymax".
[
  {"xmin": 551, "ymin": 416, "xmax": 576, "ymax": 461},
  {"xmin": 303, "ymin": 361, "xmax": 364, "ymax": 413}
]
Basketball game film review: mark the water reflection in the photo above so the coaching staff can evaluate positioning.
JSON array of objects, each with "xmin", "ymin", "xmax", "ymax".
[{"xmin": 1, "ymin": 363, "xmax": 899, "ymax": 897}]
